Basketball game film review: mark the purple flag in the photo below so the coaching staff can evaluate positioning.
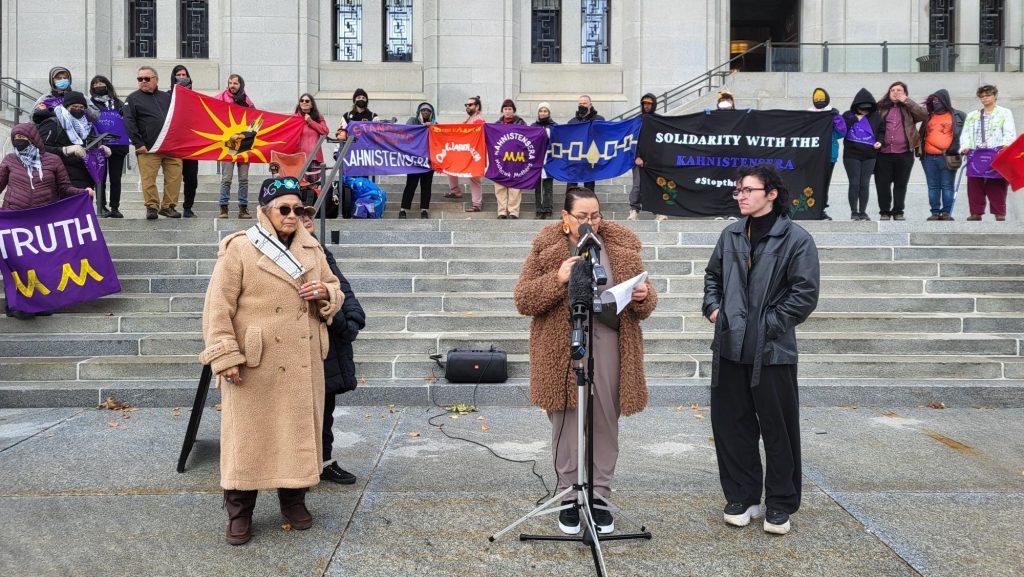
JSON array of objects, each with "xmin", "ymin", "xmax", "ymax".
[
  {"xmin": 40, "ymin": 95, "xmax": 64, "ymax": 110},
  {"xmin": 94, "ymin": 108, "xmax": 131, "ymax": 145},
  {"xmin": 84, "ymin": 148, "xmax": 107, "ymax": 187},
  {"xmin": 0, "ymin": 194, "xmax": 121, "ymax": 313},
  {"xmin": 342, "ymin": 121, "xmax": 431, "ymax": 176},
  {"xmin": 485, "ymin": 124, "xmax": 548, "ymax": 189}
]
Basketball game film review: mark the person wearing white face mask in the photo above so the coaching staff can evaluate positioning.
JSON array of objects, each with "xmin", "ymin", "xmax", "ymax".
[{"xmin": 717, "ymin": 89, "xmax": 736, "ymax": 110}]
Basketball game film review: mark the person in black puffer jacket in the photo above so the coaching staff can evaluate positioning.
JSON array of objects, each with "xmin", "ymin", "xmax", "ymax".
[{"xmin": 298, "ymin": 189, "xmax": 366, "ymax": 485}]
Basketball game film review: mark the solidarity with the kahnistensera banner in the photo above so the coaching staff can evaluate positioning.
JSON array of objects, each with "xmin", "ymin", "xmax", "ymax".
[
  {"xmin": 0, "ymin": 194, "xmax": 121, "ymax": 313},
  {"xmin": 637, "ymin": 111, "xmax": 833, "ymax": 219}
]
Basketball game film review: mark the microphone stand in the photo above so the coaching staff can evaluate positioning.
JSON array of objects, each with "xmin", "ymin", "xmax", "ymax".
[{"xmin": 489, "ymin": 243, "xmax": 651, "ymax": 577}]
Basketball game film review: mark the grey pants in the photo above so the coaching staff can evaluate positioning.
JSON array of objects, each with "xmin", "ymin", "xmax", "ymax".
[{"xmin": 629, "ymin": 165, "xmax": 642, "ymax": 211}]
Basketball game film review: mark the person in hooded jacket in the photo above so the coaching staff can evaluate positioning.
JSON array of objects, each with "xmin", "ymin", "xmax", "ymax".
[
  {"xmin": 33, "ymin": 66, "xmax": 96, "ymax": 123},
  {"xmin": 920, "ymin": 90, "xmax": 965, "ymax": 221},
  {"xmin": 807, "ymin": 88, "xmax": 847, "ymax": 221},
  {"xmin": 1, "ymin": 123, "xmax": 92, "ymax": 319},
  {"xmin": 532, "ymin": 102, "xmax": 558, "ymax": 219},
  {"xmin": 340, "ymin": 88, "xmax": 379, "ymax": 129},
  {"xmin": 874, "ymin": 82, "xmax": 928, "ymax": 220},
  {"xmin": 566, "ymin": 95, "xmax": 605, "ymax": 191},
  {"xmin": 494, "ymin": 99, "xmax": 528, "ymax": 219},
  {"xmin": 36, "ymin": 91, "xmax": 112, "ymax": 190},
  {"xmin": 296, "ymin": 189, "xmax": 366, "ymax": 486},
  {"xmin": 215, "ymin": 74, "xmax": 254, "ymax": 219},
  {"xmin": 400, "ymin": 102, "xmax": 437, "ymax": 219},
  {"xmin": 87, "ymin": 75, "xmax": 131, "ymax": 219},
  {"xmin": 842, "ymin": 89, "xmax": 884, "ymax": 221},
  {"xmin": 629, "ymin": 93, "xmax": 668, "ymax": 222},
  {"xmin": 170, "ymin": 65, "xmax": 199, "ymax": 218}
]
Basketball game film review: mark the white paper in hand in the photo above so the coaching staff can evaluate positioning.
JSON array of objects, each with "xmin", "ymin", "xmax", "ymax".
[{"xmin": 603, "ymin": 271, "xmax": 648, "ymax": 315}]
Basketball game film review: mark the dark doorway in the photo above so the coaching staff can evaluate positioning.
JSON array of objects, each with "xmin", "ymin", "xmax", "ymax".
[{"xmin": 730, "ymin": 0, "xmax": 800, "ymax": 71}]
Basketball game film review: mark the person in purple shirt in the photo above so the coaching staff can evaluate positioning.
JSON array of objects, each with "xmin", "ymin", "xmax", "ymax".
[
  {"xmin": 87, "ymin": 75, "xmax": 130, "ymax": 218},
  {"xmin": 841, "ymin": 89, "xmax": 884, "ymax": 221},
  {"xmin": 874, "ymin": 82, "xmax": 927, "ymax": 220}
]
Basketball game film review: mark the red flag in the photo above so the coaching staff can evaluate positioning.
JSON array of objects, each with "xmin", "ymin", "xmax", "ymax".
[
  {"xmin": 429, "ymin": 124, "xmax": 486, "ymax": 177},
  {"xmin": 151, "ymin": 86, "xmax": 305, "ymax": 163},
  {"xmin": 992, "ymin": 134, "xmax": 1024, "ymax": 191}
]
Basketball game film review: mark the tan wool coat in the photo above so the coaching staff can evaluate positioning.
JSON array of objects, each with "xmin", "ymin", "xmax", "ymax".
[
  {"xmin": 200, "ymin": 208, "xmax": 342, "ymax": 491},
  {"xmin": 513, "ymin": 221, "xmax": 657, "ymax": 416}
]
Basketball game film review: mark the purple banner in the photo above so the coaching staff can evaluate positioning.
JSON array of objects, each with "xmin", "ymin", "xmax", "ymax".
[
  {"xmin": 94, "ymin": 108, "xmax": 131, "ymax": 145},
  {"xmin": 342, "ymin": 122, "xmax": 431, "ymax": 176},
  {"xmin": 40, "ymin": 95, "xmax": 64, "ymax": 110},
  {"xmin": 84, "ymin": 148, "xmax": 107, "ymax": 187},
  {"xmin": 0, "ymin": 194, "xmax": 121, "ymax": 313},
  {"xmin": 485, "ymin": 124, "xmax": 548, "ymax": 189}
]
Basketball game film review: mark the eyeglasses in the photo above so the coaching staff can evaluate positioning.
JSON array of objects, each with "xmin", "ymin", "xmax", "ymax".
[
  {"xmin": 464, "ymin": 103, "xmax": 475, "ymax": 108},
  {"xmin": 732, "ymin": 187, "xmax": 766, "ymax": 198},
  {"xmin": 569, "ymin": 213, "xmax": 602, "ymax": 224},
  {"xmin": 136, "ymin": 77, "xmax": 153, "ymax": 82},
  {"xmin": 276, "ymin": 205, "xmax": 316, "ymax": 218}
]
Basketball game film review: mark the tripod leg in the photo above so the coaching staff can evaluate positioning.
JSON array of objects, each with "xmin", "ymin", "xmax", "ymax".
[
  {"xmin": 177, "ymin": 365, "xmax": 212, "ymax": 473},
  {"xmin": 490, "ymin": 485, "xmax": 576, "ymax": 542}
]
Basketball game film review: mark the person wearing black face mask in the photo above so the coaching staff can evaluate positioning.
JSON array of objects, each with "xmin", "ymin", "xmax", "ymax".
[
  {"xmin": 169, "ymin": 65, "xmax": 199, "ymax": 217},
  {"xmin": 37, "ymin": 91, "xmax": 110, "ymax": 190},
  {"xmin": 342, "ymin": 88, "xmax": 378, "ymax": 126},
  {"xmin": 920, "ymin": 90, "xmax": 965, "ymax": 221},
  {"xmin": 88, "ymin": 75, "xmax": 130, "ymax": 218},
  {"xmin": 566, "ymin": 95, "xmax": 605, "ymax": 192},
  {"xmin": 841, "ymin": 89, "xmax": 884, "ymax": 221}
]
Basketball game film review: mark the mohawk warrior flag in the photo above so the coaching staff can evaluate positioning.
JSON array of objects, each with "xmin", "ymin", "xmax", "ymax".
[
  {"xmin": 992, "ymin": 134, "xmax": 1024, "ymax": 191},
  {"xmin": 485, "ymin": 124, "xmax": 548, "ymax": 189},
  {"xmin": 0, "ymin": 195, "xmax": 121, "ymax": 314},
  {"xmin": 151, "ymin": 86, "xmax": 305, "ymax": 163},
  {"xmin": 429, "ymin": 124, "xmax": 487, "ymax": 177}
]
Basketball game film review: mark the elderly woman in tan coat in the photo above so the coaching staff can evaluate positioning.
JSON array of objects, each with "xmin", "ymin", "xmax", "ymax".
[
  {"xmin": 200, "ymin": 176, "xmax": 341, "ymax": 546},
  {"xmin": 513, "ymin": 187, "xmax": 656, "ymax": 536}
]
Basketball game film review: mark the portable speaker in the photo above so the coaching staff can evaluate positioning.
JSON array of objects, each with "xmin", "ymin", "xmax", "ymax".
[{"xmin": 440, "ymin": 348, "xmax": 508, "ymax": 383}]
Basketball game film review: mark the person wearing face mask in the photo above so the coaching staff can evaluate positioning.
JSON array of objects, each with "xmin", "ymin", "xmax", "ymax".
[
  {"xmin": 920, "ymin": 90, "xmax": 965, "ymax": 221},
  {"xmin": 446, "ymin": 95, "xmax": 486, "ymax": 212},
  {"xmin": 33, "ymin": 67, "xmax": 96, "ymax": 124},
  {"xmin": 36, "ymin": 91, "xmax": 111, "ymax": 191},
  {"xmin": 807, "ymin": 88, "xmax": 848, "ymax": 221},
  {"xmin": 215, "ymin": 74, "xmax": 255, "ymax": 219},
  {"xmin": 874, "ymin": 81, "xmax": 927, "ymax": 221},
  {"xmin": 629, "ymin": 93, "xmax": 669, "ymax": 222},
  {"xmin": 400, "ymin": 102, "xmax": 437, "ymax": 219},
  {"xmin": 566, "ymin": 95, "xmax": 605, "ymax": 192},
  {"xmin": 716, "ymin": 89, "xmax": 736, "ymax": 111},
  {"xmin": 170, "ymin": 65, "xmax": 199, "ymax": 218},
  {"xmin": 87, "ymin": 75, "xmax": 130, "ymax": 219},
  {"xmin": 842, "ymin": 89, "xmax": 884, "ymax": 221},
  {"xmin": 1, "ymin": 124, "xmax": 93, "ymax": 319},
  {"xmin": 532, "ymin": 102, "xmax": 558, "ymax": 219},
  {"xmin": 343, "ymin": 88, "xmax": 378, "ymax": 127}
]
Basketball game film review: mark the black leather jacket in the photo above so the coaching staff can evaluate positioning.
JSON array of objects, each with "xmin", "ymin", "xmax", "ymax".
[
  {"xmin": 703, "ymin": 215, "xmax": 820, "ymax": 388},
  {"xmin": 323, "ymin": 248, "xmax": 365, "ymax": 395}
]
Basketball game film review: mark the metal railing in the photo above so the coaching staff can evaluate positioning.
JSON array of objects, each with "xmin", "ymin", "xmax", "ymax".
[
  {"xmin": 610, "ymin": 41, "xmax": 767, "ymax": 120},
  {"xmin": 0, "ymin": 77, "xmax": 44, "ymax": 124},
  {"xmin": 758, "ymin": 40, "xmax": 1023, "ymax": 74}
]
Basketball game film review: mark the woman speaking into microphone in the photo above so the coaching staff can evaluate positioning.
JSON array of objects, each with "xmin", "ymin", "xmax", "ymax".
[{"xmin": 513, "ymin": 186, "xmax": 657, "ymax": 536}]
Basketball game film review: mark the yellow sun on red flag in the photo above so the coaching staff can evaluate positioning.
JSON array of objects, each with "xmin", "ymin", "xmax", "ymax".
[{"xmin": 189, "ymin": 97, "xmax": 289, "ymax": 162}]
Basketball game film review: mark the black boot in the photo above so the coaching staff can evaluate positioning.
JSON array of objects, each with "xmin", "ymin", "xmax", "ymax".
[{"xmin": 223, "ymin": 489, "xmax": 258, "ymax": 545}]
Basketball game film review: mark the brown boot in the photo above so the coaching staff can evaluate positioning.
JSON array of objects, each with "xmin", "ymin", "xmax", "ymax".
[
  {"xmin": 277, "ymin": 488, "xmax": 313, "ymax": 530},
  {"xmin": 995, "ymin": 214, "xmax": 1006, "ymax": 221},
  {"xmin": 224, "ymin": 489, "xmax": 258, "ymax": 545},
  {"xmin": 967, "ymin": 214, "xmax": 982, "ymax": 221},
  {"xmin": 218, "ymin": 206, "xmax": 229, "ymax": 219},
  {"xmin": 238, "ymin": 206, "xmax": 252, "ymax": 219}
]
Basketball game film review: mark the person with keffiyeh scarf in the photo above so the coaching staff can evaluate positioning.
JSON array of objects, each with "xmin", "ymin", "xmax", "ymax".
[{"xmin": 36, "ymin": 91, "xmax": 111, "ymax": 190}]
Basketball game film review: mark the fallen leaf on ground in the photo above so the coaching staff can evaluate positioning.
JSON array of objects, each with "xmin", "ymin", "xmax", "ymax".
[
  {"xmin": 408, "ymin": 431, "xmax": 421, "ymax": 437},
  {"xmin": 927, "ymin": 401, "xmax": 946, "ymax": 410},
  {"xmin": 172, "ymin": 407, "xmax": 181, "ymax": 417},
  {"xmin": 690, "ymin": 403, "xmax": 700, "ymax": 410},
  {"xmin": 480, "ymin": 425, "xmax": 490, "ymax": 432},
  {"xmin": 675, "ymin": 405, "xmax": 685, "ymax": 412},
  {"xmin": 281, "ymin": 523, "xmax": 292, "ymax": 532},
  {"xmin": 388, "ymin": 405, "xmax": 396, "ymax": 413},
  {"xmin": 360, "ymin": 377, "xmax": 366, "ymax": 385},
  {"xmin": 424, "ymin": 376, "xmax": 436, "ymax": 383},
  {"xmin": 447, "ymin": 403, "xmax": 478, "ymax": 415},
  {"xmin": 122, "ymin": 413, "xmax": 131, "ymax": 420},
  {"xmin": 881, "ymin": 411, "xmax": 898, "ymax": 417},
  {"xmin": 106, "ymin": 421, "xmax": 119, "ymax": 428},
  {"xmin": 214, "ymin": 404, "xmax": 222, "ymax": 412},
  {"xmin": 448, "ymin": 415, "xmax": 459, "ymax": 420},
  {"xmin": 476, "ymin": 416, "xmax": 485, "ymax": 420},
  {"xmin": 101, "ymin": 396, "xmax": 129, "ymax": 411},
  {"xmin": 693, "ymin": 414, "xmax": 704, "ymax": 420}
]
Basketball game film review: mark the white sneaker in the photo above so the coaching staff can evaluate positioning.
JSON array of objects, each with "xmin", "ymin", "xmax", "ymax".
[
  {"xmin": 723, "ymin": 503, "xmax": 762, "ymax": 527},
  {"xmin": 654, "ymin": 214, "xmax": 668, "ymax": 221},
  {"xmin": 627, "ymin": 209, "xmax": 639, "ymax": 221}
]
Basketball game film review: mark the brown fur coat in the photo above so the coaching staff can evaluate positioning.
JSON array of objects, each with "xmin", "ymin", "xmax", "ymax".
[
  {"xmin": 513, "ymin": 221, "xmax": 657, "ymax": 416},
  {"xmin": 199, "ymin": 208, "xmax": 341, "ymax": 490}
]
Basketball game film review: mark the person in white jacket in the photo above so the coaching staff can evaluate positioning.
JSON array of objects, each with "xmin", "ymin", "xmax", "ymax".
[{"xmin": 959, "ymin": 84, "xmax": 1017, "ymax": 221}]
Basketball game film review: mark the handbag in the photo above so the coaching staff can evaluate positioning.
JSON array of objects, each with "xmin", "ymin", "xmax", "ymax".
[
  {"xmin": 943, "ymin": 153, "xmax": 963, "ymax": 171},
  {"xmin": 436, "ymin": 347, "xmax": 508, "ymax": 383},
  {"xmin": 966, "ymin": 148, "xmax": 1001, "ymax": 178}
]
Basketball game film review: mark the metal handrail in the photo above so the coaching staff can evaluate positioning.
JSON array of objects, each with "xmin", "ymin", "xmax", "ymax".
[
  {"xmin": 0, "ymin": 76, "xmax": 45, "ymax": 124},
  {"xmin": 610, "ymin": 41, "xmax": 768, "ymax": 121},
  {"xmin": 760, "ymin": 40, "xmax": 1023, "ymax": 73}
]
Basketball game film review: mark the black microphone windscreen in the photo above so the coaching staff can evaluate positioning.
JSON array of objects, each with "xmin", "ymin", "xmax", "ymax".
[
  {"xmin": 577, "ymin": 223, "xmax": 593, "ymax": 237},
  {"xmin": 568, "ymin": 259, "xmax": 593, "ymax": 318}
]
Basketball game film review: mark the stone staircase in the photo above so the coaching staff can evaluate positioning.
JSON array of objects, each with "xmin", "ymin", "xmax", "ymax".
[{"xmin": 1, "ymin": 175, "xmax": 1022, "ymax": 408}]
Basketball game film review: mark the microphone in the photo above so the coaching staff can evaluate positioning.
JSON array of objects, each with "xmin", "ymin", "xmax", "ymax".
[
  {"xmin": 575, "ymin": 223, "xmax": 608, "ymax": 286},
  {"xmin": 568, "ymin": 258, "xmax": 593, "ymax": 360}
]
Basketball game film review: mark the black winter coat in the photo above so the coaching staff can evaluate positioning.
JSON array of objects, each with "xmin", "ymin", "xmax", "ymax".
[
  {"xmin": 36, "ymin": 112, "xmax": 99, "ymax": 188},
  {"xmin": 703, "ymin": 215, "xmax": 820, "ymax": 388},
  {"xmin": 323, "ymin": 248, "xmax": 365, "ymax": 394}
]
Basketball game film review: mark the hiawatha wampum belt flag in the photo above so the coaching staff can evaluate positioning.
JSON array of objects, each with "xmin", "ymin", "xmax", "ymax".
[{"xmin": 637, "ymin": 110, "xmax": 833, "ymax": 219}]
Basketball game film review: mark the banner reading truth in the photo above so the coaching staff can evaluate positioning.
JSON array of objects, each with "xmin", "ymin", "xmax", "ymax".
[
  {"xmin": 485, "ymin": 124, "xmax": 548, "ymax": 189},
  {"xmin": 151, "ymin": 86, "xmax": 306, "ymax": 163},
  {"xmin": 637, "ymin": 111, "xmax": 833, "ymax": 219},
  {"xmin": 544, "ymin": 117, "xmax": 641, "ymax": 183},
  {"xmin": 429, "ymin": 124, "xmax": 486, "ymax": 177},
  {"xmin": 0, "ymin": 194, "xmax": 121, "ymax": 313},
  {"xmin": 342, "ymin": 121, "xmax": 431, "ymax": 176}
]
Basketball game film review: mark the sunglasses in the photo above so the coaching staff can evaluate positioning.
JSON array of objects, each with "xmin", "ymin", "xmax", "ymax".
[
  {"xmin": 299, "ymin": 99, "xmax": 312, "ymax": 103},
  {"xmin": 276, "ymin": 205, "xmax": 316, "ymax": 218},
  {"xmin": 464, "ymin": 103, "xmax": 476, "ymax": 108},
  {"xmin": 137, "ymin": 76, "xmax": 154, "ymax": 82}
]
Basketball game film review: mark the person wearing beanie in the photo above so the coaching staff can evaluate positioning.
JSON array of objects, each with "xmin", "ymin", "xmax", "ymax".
[
  {"xmin": 37, "ymin": 91, "xmax": 112, "ymax": 190},
  {"xmin": 629, "ymin": 93, "xmax": 665, "ymax": 222},
  {"xmin": 446, "ymin": 95, "xmax": 486, "ymax": 211},
  {"xmin": 807, "ymin": 88, "xmax": 848, "ymax": 220},
  {"xmin": 566, "ymin": 95, "xmax": 605, "ymax": 192},
  {"xmin": 532, "ymin": 102, "xmax": 558, "ymax": 219},
  {"xmin": 215, "ymin": 74, "xmax": 254, "ymax": 219},
  {"xmin": 494, "ymin": 99, "xmax": 527, "ymax": 219},
  {"xmin": 342, "ymin": 88, "xmax": 378, "ymax": 127},
  {"xmin": 400, "ymin": 102, "xmax": 437, "ymax": 219}
]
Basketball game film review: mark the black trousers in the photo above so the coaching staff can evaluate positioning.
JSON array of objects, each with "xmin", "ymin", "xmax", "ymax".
[
  {"xmin": 102, "ymin": 145, "xmax": 130, "ymax": 209},
  {"xmin": 322, "ymin": 392, "xmax": 336, "ymax": 462},
  {"xmin": 710, "ymin": 357, "xmax": 801, "ymax": 514},
  {"xmin": 534, "ymin": 177, "xmax": 553, "ymax": 214},
  {"xmin": 401, "ymin": 170, "xmax": 433, "ymax": 210},
  {"xmin": 874, "ymin": 151, "xmax": 915, "ymax": 215},
  {"xmin": 181, "ymin": 159, "xmax": 199, "ymax": 210},
  {"xmin": 822, "ymin": 161, "xmax": 835, "ymax": 212},
  {"xmin": 843, "ymin": 157, "xmax": 875, "ymax": 214}
]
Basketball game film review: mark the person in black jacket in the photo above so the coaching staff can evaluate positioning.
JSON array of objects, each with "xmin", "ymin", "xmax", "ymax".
[
  {"xmin": 298, "ymin": 189, "xmax": 366, "ymax": 485},
  {"xmin": 87, "ymin": 76, "xmax": 131, "ymax": 218},
  {"xmin": 36, "ymin": 91, "xmax": 109, "ymax": 189},
  {"xmin": 703, "ymin": 164, "xmax": 820, "ymax": 536},
  {"xmin": 123, "ymin": 66, "xmax": 182, "ymax": 220},
  {"xmin": 566, "ymin": 95, "xmax": 605, "ymax": 191},
  {"xmin": 170, "ymin": 65, "xmax": 199, "ymax": 218},
  {"xmin": 841, "ymin": 89, "xmax": 884, "ymax": 221}
]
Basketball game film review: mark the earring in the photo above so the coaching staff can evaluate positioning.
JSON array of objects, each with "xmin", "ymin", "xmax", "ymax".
[{"xmin": 562, "ymin": 222, "xmax": 571, "ymax": 235}]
